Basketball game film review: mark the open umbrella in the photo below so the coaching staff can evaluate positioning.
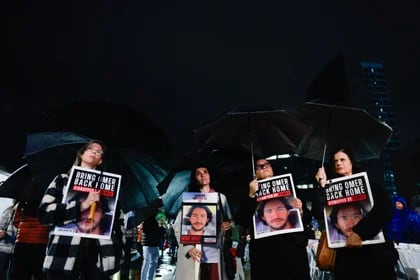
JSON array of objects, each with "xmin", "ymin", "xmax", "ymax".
[
  {"xmin": 194, "ymin": 105, "xmax": 310, "ymax": 176},
  {"xmin": 40, "ymin": 100, "xmax": 174, "ymax": 166},
  {"xmin": 23, "ymin": 131, "xmax": 169, "ymax": 212},
  {"xmin": 0, "ymin": 164, "xmax": 45, "ymax": 201},
  {"xmin": 290, "ymin": 101, "xmax": 393, "ymax": 163}
]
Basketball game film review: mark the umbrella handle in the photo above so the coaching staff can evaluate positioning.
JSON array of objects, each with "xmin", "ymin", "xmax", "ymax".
[
  {"xmin": 88, "ymin": 202, "xmax": 97, "ymax": 221},
  {"xmin": 321, "ymin": 144, "xmax": 327, "ymax": 167}
]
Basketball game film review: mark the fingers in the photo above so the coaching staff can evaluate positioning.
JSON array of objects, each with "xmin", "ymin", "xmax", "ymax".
[{"xmin": 189, "ymin": 249, "xmax": 202, "ymax": 261}]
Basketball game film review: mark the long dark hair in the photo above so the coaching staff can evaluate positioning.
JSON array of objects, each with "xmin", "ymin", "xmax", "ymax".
[
  {"xmin": 72, "ymin": 139, "xmax": 107, "ymax": 169},
  {"xmin": 327, "ymin": 147, "xmax": 361, "ymax": 178},
  {"xmin": 189, "ymin": 163, "xmax": 218, "ymax": 192}
]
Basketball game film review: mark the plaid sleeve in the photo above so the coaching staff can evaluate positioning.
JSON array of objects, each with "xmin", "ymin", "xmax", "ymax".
[{"xmin": 39, "ymin": 174, "xmax": 80, "ymax": 226}]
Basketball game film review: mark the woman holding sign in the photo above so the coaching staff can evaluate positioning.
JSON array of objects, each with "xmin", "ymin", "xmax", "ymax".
[
  {"xmin": 245, "ymin": 158, "xmax": 312, "ymax": 280},
  {"xmin": 174, "ymin": 164, "xmax": 234, "ymax": 280},
  {"xmin": 39, "ymin": 140, "xmax": 124, "ymax": 280},
  {"xmin": 314, "ymin": 147, "xmax": 399, "ymax": 280}
]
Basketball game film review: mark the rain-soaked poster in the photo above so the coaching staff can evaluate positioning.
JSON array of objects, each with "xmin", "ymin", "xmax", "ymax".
[
  {"xmin": 53, "ymin": 166, "xmax": 121, "ymax": 240},
  {"xmin": 253, "ymin": 173, "xmax": 304, "ymax": 239},
  {"xmin": 323, "ymin": 172, "xmax": 385, "ymax": 248}
]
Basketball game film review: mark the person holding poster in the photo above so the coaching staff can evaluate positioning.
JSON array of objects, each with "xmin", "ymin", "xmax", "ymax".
[
  {"xmin": 314, "ymin": 147, "xmax": 399, "ymax": 279},
  {"xmin": 246, "ymin": 158, "xmax": 312, "ymax": 279},
  {"xmin": 39, "ymin": 140, "xmax": 124, "ymax": 280},
  {"xmin": 174, "ymin": 164, "xmax": 234, "ymax": 280}
]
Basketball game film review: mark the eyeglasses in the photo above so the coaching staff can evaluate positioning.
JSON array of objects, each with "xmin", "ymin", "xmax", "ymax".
[
  {"xmin": 87, "ymin": 147, "xmax": 104, "ymax": 155},
  {"xmin": 256, "ymin": 162, "xmax": 271, "ymax": 170},
  {"xmin": 337, "ymin": 214, "xmax": 362, "ymax": 222}
]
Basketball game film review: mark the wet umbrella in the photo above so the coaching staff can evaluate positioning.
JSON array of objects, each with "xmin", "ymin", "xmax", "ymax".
[
  {"xmin": 290, "ymin": 101, "xmax": 393, "ymax": 164},
  {"xmin": 23, "ymin": 131, "xmax": 169, "ymax": 212},
  {"xmin": 40, "ymin": 100, "xmax": 174, "ymax": 166},
  {"xmin": 0, "ymin": 164, "xmax": 44, "ymax": 201},
  {"xmin": 194, "ymin": 105, "xmax": 310, "ymax": 176}
]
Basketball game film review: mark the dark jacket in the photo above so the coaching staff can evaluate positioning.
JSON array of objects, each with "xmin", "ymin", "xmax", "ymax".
[
  {"xmin": 314, "ymin": 180, "xmax": 399, "ymax": 280},
  {"xmin": 241, "ymin": 194, "xmax": 312, "ymax": 280},
  {"xmin": 141, "ymin": 216, "xmax": 162, "ymax": 247}
]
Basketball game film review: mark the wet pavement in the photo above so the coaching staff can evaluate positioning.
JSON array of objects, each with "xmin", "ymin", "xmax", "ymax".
[
  {"xmin": 155, "ymin": 249, "xmax": 176, "ymax": 280},
  {"xmin": 110, "ymin": 248, "xmax": 176, "ymax": 280}
]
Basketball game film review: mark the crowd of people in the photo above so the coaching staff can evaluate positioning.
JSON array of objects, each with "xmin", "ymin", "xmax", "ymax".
[{"xmin": 1, "ymin": 138, "xmax": 420, "ymax": 280}]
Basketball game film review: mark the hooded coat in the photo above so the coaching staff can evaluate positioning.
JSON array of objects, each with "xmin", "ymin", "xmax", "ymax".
[{"xmin": 386, "ymin": 195, "xmax": 420, "ymax": 244}]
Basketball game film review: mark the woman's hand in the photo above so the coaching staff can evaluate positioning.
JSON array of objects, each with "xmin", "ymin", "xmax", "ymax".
[
  {"xmin": 221, "ymin": 221, "xmax": 232, "ymax": 232},
  {"xmin": 315, "ymin": 167, "xmax": 327, "ymax": 187},
  {"xmin": 292, "ymin": 198, "xmax": 304, "ymax": 215},
  {"xmin": 249, "ymin": 179, "xmax": 258, "ymax": 198},
  {"xmin": 346, "ymin": 232, "xmax": 362, "ymax": 248},
  {"xmin": 188, "ymin": 247, "xmax": 202, "ymax": 262},
  {"xmin": 80, "ymin": 191, "xmax": 100, "ymax": 212}
]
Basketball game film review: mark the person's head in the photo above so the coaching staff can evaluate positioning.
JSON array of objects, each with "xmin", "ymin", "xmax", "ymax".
[
  {"xmin": 254, "ymin": 158, "xmax": 273, "ymax": 180},
  {"xmin": 329, "ymin": 147, "xmax": 361, "ymax": 178},
  {"xmin": 392, "ymin": 195, "xmax": 407, "ymax": 211},
  {"xmin": 186, "ymin": 204, "xmax": 213, "ymax": 234},
  {"xmin": 189, "ymin": 164, "xmax": 212, "ymax": 192},
  {"xmin": 71, "ymin": 192, "xmax": 110, "ymax": 234},
  {"xmin": 257, "ymin": 197, "xmax": 294, "ymax": 230},
  {"xmin": 73, "ymin": 139, "xmax": 107, "ymax": 170},
  {"xmin": 330, "ymin": 202, "xmax": 364, "ymax": 237}
]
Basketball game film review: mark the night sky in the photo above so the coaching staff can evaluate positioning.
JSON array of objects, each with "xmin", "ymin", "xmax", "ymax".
[{"xmin": 1, "ymin": 0, "xmax": 419, "ymax": 171}]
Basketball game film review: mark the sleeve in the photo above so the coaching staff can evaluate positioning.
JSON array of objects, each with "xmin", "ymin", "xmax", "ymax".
[
  {"xmin": 174, "ymin": 210, "xmax": 194, "ymax": 259},
  {"xmin": 352, "ymin": 182, "xmax": 393, "ymax": 240},
  {"xmin": 38, "ymin": 174, "xmax": 81, "ymax": 226}
]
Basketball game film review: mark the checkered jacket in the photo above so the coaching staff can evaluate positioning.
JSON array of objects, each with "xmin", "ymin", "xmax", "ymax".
[{"xmin": 39, "ymin": 174, "xmax": 124, "ymax": 275}]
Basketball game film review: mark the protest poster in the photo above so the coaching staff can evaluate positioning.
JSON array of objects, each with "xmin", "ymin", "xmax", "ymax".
[
  {"xmin": 253, "ymin": 173, "xmax": 304, "ymax": 239},
  {"xmin": 53, "ymin": 165, "xmax": 121, "ymax": 240},
  {"xmin": 323, "ymin": 171, "xmax": 385, "ymax": 248},
  {"xmin": 180, "ymin": 192, "xmax": 218, "ymax": 245}
]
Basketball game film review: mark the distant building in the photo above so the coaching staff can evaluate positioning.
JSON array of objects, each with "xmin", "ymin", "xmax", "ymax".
[{"xmin": 305, "ymin": 53, "xmax": 400, "ymax": 197}]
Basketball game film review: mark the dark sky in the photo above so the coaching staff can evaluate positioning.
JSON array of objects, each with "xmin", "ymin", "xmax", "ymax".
[{"xmin": 1, "ymin": 0, "xmax": 419, "ymax": 170}]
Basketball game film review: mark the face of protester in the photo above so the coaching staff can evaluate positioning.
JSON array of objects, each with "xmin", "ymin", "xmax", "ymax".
[
  {"xmin": 77, "ymin": 201, "xmax": 105, "ymax": 234},
  {"xmin": 188, "ymin": 207, "xmax": 209, "ymax": 235},
  {"xmin": 395, "ymin": 201, "xmax": 404, "ymax": 210},
  {"xmin": 261, "ymin": 199, "xmax": 291, "ymax": 230},
  {"xmin": 334, "ymin": 205, "xmax": 363, "ymax": 237},
  {"xmin": 255, "ymin": 159, "xmax": 274, "ymax": 180},
  {"xmin": 333, "ymin": 151, "xmax": 353, "ymax": 176},
  {"xmin": 81, "ymin": 143, "xmax": 104, "ymax": 169},
  {"xmin": 194, "ymin": 167, "xmax": 211, "ymax": 188}
]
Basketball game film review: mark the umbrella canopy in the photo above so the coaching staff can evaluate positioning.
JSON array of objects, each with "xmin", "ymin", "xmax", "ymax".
[
  {"xmin": 40, "ymin": 100, "xmax": 174, "ymax": 167},
  {"xmin": 194, "ymin": 105, "xmax": 310, "ymax": 176},
  {"xmin": 23, "ymin": 131, "xmax": 169, "ymax": 212},
  {"xmin": 290, "ymin": 101, "xmax": 393, "ymax": 163},
  {"xmin": 160, "ymin": 169, "xmax": 191, "ymax": 219},
  {"xmin": 0, "ymin": 164, "xmax": 44, "ymax": 201}
]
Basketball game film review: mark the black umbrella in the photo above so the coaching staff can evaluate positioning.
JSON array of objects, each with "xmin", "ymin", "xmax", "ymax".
[
  {"xmin": 23, "ymin": 131, "xmax": 169, "ymax": 212},
  {"xmin": 40, "ymin": 100, "xmax": 174, "ymax": 166},
  {"xmin": 194, "ymin": 105, "xmax": 310, "ymax": 176},
  {"xmin": 0, "ymin": 164, "xmax": 45, "ymax": 201},
  {"xmin": 290, "ymin": 101, "xmax": 393, "ymax": 164}
]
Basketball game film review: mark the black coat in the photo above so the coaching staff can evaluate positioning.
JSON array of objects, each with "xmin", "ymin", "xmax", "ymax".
[
  {"xmin": 241, "ymin": 195, "xmax": 312, "ymax": 280},
  {"xmin": 314, "ymin": 180, "xmax": 399, "ymax": 280}
]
